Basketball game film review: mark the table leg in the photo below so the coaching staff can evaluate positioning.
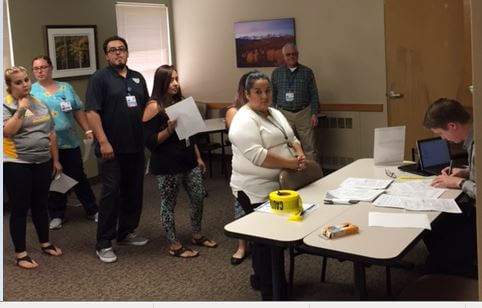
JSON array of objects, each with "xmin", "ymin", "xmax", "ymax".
[
  {"xmin": 353, "ymin": 262, "xmax": 367, "ymax": 299},
  {"xmin": 271, "ymin": 246, "xmax": 285, "ymax": 300}
]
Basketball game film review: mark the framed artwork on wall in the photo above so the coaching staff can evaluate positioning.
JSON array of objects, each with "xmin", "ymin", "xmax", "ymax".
[
  {"xmin": 234, "ymin": 18, "xmax": 296, "ymax": 68},
  {"xmin": 46, "ymin": 25, "xmax": 98, "ymax": 78}
]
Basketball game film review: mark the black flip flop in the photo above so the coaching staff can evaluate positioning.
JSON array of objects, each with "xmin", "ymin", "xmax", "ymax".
[
  {"xmin": 15, "ymin": 255, "xmax": 37, "ymax": 269},
  {"xmin": 191, "ymin": 236, "xmax": 218, "ymax": 248},
  {"xmin": 41, "ymin": 244, "xmax": 63, "ymax": 256},
  {"xmin": 169, "ymin": 246, "xmax": 199, "ymax": 258}
]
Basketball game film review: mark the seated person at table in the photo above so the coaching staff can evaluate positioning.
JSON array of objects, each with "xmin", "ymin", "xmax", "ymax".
[
  {"xmin": 229, "ymin": 71, "xmax": 306, "ymax": 299},
  {"xmin": 422, "ymin": 98, "xmax": 476, "ymax": 277}
]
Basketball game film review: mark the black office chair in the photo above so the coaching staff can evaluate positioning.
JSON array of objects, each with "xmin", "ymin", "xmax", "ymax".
[{"xmin": 196, "ymin": 102, "xmax": 223, "ymax": 178}]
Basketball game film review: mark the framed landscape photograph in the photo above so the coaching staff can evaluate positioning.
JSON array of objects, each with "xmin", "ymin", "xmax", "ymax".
[
  {"xmin": 234, "ymin": 18, "xmax": 296, "ymax": 67},
  {"xmin": 46, "ymin": 25, "xmax": 98, "ymax": 78}
]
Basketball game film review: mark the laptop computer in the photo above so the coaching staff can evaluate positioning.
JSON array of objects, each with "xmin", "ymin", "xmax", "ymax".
[{"xmin": 398, "ymin": 137, "xmax": 451, "ymax": 176}]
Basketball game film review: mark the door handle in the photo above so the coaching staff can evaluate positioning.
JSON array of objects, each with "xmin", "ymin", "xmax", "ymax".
[
  {"xmin": 386, "ymin": 90, "xmax": 403, "ymax": 99},
  {"xmin": 468, "ymin": 85, "xmax": 474, "ymax": 93}
]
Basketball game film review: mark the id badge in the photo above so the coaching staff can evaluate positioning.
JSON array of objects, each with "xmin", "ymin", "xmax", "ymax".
[
  {"xmin": 285, "ymin": 92, "xmax": 295, "ymax": 102},
  {"xmin": 126, "ymin": 95, "xmax": 138, "ymax": 107},
  {"xmin": 60, "ymin": 101, "xmax": 72, "ymax": 112}
]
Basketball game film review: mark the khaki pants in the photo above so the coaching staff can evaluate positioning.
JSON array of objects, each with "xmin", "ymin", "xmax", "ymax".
[{"xmin": 279, "ymin": 106, "xmax": 316, "ymax": 161}]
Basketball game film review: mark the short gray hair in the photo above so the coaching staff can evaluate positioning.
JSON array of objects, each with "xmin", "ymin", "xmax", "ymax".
[{"xmin": 282, "ymin": 43, "xmax": 298, "ymax": 54}]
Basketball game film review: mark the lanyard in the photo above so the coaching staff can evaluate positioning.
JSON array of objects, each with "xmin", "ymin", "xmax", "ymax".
[{"xmin": 265, "ymin": 113, "xmax": 293, "ymax": 148}]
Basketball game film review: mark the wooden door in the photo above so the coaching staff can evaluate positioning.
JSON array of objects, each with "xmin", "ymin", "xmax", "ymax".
[{"xmin": 384, "ymin": 0, "xmax": 472, "ymax": 159}]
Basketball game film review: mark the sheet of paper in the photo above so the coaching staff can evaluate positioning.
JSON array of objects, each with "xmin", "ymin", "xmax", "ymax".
[
  {"xmin": 82, "ymin": 139, "xmax": 93, "ymax": 163},
  {"xmin": 325, "ymin": 188, "xmax": 384, "ymax": 202},
  {"xmin": 387, "ymin": 181, "xmax": 445, "ymax": 199},
  {"xmin": 374, "ymin": 126, "xmax": 405, "ymax": 165},
  {"xmin": 255, "ymin": 201, "xmax": 319, "ymax": 216},
  {"xmin": 368, "ymin": 212, "xmax": 431, "ymax": 230},
  {"xmin": 340, "ymin": 177, "xmax": 394, "ymax": 190},
  {"xmin": 50, "ymin": 173, "xmax": 78, "ymax": 194},
  {"xmin": 373, "ymin": 194, "xmax": 461, "ymax": 213},
  {"xmin": 164, "ymin": 96, "xmax": 207, "ymax": 140}
]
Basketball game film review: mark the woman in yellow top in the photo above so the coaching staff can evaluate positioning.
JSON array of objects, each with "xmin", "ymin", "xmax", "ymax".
[{"xmin": 3, "ymin": 66, "xmax": 63, "ymax": 269}]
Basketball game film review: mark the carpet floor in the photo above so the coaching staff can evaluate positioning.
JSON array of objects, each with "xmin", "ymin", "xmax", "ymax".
[{"xmin": 3, "ymin": 162, "xmax": 427, "ymax": 301}]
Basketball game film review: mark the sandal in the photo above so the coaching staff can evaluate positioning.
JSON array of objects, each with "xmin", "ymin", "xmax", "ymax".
[
  {"xmin": 191, "ymin": 236, "xmax": 218, "ymax": 248},
  {"xmin": 41, "ymin": 244, "xmax": 63, "ymax": 257},
  {"xmin": 169, "ymin": 246, "xmax": 199, "ymax": 258},
  {"xmin": 15, "ymin": 255, "xmax": 38, "ymax": 270}
]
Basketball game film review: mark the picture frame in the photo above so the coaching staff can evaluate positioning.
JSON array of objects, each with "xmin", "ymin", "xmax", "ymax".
[
  {"xmin": 46, "ymin": 25, "xmax": 98, "ymax": 78},
  {"xmin": 234, "ymin": 18, "xmax": 296, "ymax": 68}
]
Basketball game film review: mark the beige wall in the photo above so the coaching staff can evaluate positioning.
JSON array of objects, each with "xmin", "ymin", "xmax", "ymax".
[
  {"xmin": 7, "ymin": 0, "xmax": 173, "ymax": 177},
  {"xmin": 172, "ymin": 0, "xmax": 388, "ymax": 161},
  {"xmin": 471, "ymin": 0, "xmax": 482, "ymax": 299},
  {"xmin": 172, "ymin": 0, "xmax": 387, "ymax": 104}
]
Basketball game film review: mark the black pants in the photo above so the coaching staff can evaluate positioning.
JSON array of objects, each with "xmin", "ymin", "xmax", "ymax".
[
  {"xmin": 238, "ymin": 196, "xmax": 287, "ymax": 300},
  {"xmin": 49, "ymin": 147, "xmax": 98, "ymax": 218},
  {"xmin": 4, "ymin": 160, "xmax": 52, "ymax": 253},
  {"xmin": 423, "ymin": 199, "xmax": 477, "ymax": 278},
  {"xmin": 252, "ymin": 242, "xmax": 288, "ymax": 300},
  {"xmin": 96, "ymin": 152, "xmax": 145, "ymax": 250}
]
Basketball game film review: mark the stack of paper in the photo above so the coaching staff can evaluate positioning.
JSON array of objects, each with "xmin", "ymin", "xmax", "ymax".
[
  {"xmin": 340, "ymin": 177, "xmax": 394, "ymax": 190},
  {"xmin": 325, "ymin": 187, "xmax": 384, "ymax": 202},
  {"xmin": 387, "ymin": 181, "xmax": 445, "ymax": 199},
  {"xmin": 373, "ymin": 194, "xmax": 461, "ymax": 213},
  {"xmin": 369, "ymin": 212, "xmax": 431, "ymax": 230}
]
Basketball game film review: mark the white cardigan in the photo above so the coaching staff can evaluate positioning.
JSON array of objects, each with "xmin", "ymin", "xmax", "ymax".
[{"xmin": 229, "ymin": 105, "xmax": 300, "ymax": 203}]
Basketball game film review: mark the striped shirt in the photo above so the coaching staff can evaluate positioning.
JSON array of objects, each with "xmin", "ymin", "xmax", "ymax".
[{"xmin": 271, "ymin": 64, "xmax": 320, "ymax": 115}]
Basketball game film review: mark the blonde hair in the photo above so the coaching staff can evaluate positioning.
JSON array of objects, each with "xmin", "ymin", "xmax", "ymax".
[{"xmin": 5, "ymin": 66, "xmax": 28, "ymax": 94}]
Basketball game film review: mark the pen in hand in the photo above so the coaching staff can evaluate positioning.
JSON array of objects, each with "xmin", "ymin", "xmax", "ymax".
[{"xmin": 448, "ymin": 160, "xmax": 453, "ymax": 176}]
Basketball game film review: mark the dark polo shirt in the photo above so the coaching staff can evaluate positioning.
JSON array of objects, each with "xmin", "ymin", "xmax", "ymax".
[{"xmin": 85, "ymin": 66, "xmax": 149, "ymax": 154}]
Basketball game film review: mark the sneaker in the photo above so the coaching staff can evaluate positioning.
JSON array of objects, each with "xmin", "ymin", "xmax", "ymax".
[
  {"xmin": 49, "ymin": 218, "xmax": 63, "ymax": 230},
  {"xmin": 117, "ymin": 232, "xmax": 149, "ymax": 246},
  {"xmin": 96, "ymin": 247, "xmax": 117, "ymax": 263},
  {"xmin": 87, "ymin": 212, "xmax": 99, "ymax": 223}
]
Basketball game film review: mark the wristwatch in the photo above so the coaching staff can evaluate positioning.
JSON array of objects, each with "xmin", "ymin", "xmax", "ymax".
[{"xmin": 458, "ymin": 179, "xmax": 466, "ymax": 189}]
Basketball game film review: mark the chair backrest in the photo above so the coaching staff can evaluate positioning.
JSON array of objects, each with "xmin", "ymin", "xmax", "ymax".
[
  {"xmin": 196, "ymin": 102, "xmax": 208, "ymax": 120},
  {"xmin": 279, "ymin": 160, "xmax": 323, "ymax": 190}
]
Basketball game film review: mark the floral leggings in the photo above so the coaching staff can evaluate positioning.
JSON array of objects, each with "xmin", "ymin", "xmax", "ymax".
[{"xmin": 156, "ymin": 167, "xmax": 205, "ymax": 243}]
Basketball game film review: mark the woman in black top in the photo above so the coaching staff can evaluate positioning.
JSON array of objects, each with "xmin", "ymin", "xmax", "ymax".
[{"xmin": 142, "ymin": 65, "xmax": 217, "ymax": 258}]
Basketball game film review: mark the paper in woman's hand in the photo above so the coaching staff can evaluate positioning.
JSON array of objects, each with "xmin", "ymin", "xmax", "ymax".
[
  {"xmin": 50, "ymin": 173, "xmax": 78, "ymax": 194},
  {"xmin": 164, "ymin": 97, "xmax": 206, "ymax": 140}
]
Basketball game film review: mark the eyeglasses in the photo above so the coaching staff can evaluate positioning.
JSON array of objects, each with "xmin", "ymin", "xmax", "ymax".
[
  {"xmin": 32, "ymin": 65, "xmax": 50, "ymax": 72},
  {"xmin": 385, "ymin": 169, "xmax": 397, "ymax": 179},
  {"xmin": 107, "ymin": 47, "xmax": 127, "ymax": 54},
  {"xmin": 284, "ymin": 52, "xmax": 298, "ymax": 57}
]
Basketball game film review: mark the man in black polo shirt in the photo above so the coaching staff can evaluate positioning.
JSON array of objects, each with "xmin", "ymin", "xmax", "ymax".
[{"xmin": 85, "ymin": 35, "xmax": 149, "ymax": 263}]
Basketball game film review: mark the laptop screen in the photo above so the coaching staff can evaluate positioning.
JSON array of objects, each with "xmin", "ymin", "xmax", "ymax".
[{"xmin": 417, "ymin": 137, "xmax": 451, "ymax": 169}]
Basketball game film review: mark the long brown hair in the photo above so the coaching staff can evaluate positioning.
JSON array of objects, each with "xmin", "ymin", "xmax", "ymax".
[{"xmin": 150, "ymin": 65, "xmax": 183, "ymax": 107}]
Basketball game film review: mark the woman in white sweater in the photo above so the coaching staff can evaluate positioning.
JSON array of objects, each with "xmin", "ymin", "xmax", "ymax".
[{"xmin": 228, "ymin": 71, "xmax": 306, "ymax": 299}]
